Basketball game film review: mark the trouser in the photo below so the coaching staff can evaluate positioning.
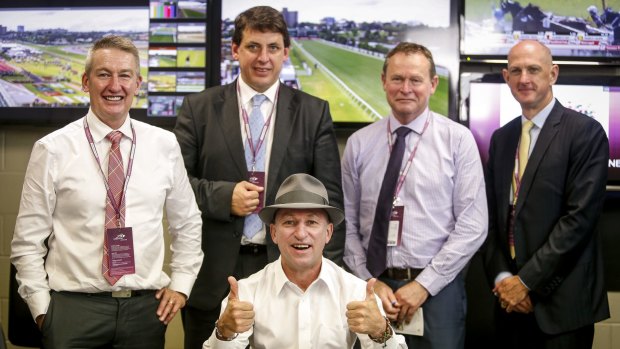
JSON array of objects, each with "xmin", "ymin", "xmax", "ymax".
[
  {"xmin": 495, "ymin": 306, "xmax": 594, "ymax": 349},
  {"xmin": 379, "ymin": 271, "xmax": 467, "ymax": 349},
  {"xmin": 41, "ymin": 290, "xmax": 165, "ymax": 349}
]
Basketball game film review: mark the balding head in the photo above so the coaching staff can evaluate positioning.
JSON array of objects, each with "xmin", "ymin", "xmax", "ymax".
[
  {"xmin": 507, "ymin": 40, "xmax": 554, "ymax": 68},
  {"xmin": 503, "ymin": 40, "xmax": 558, "ymax": 118}
]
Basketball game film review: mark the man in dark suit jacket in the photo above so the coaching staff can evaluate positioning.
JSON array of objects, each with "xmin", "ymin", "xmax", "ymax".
[
  {"xmin": 173, "ymin": 6, "xmax": 344, "ymax": 349},
  {"xmin": 483, "ymin": 40, "xmax": 610, "ymax": 348}
]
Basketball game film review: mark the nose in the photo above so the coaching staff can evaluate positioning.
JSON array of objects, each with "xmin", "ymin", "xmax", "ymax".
[
  {"xmin": 107, "ymin": 75, "xmax": 122, "ymax": 92},
  {"xmin": 257, "ymin": 47, "xmax": 269, "ymax": 62},
  {"xmin": 400, "ymin": 80, "xmax": 413, "ymax": 93},
  {"xmin": 293, "ymin": 224, "xmax": 308, "ymax": 240},
  {"xmin": 517, "ymin": 70, "xmax": 531, "ymax": 84}
]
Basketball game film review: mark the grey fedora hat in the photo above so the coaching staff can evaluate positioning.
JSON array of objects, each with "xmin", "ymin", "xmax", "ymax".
[{"xmin": 258, "ymin": 173, "xmax": 344, "ymax": 225}]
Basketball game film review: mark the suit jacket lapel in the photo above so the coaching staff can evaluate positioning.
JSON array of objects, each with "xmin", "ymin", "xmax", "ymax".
[
  {"xmin": 218, "ymin": 82, "xmax": 247, "ymax": 177},
  {"xmin": 267, "ymin": 84, "xmax": 297, "ymax": 199},
  {"xmin": 499, "ymin": 118, "xmax": 521, "ymax": 221},
  {"xmin": 515, "ymin": 100, "xmax": 562, "ymax": 213}
]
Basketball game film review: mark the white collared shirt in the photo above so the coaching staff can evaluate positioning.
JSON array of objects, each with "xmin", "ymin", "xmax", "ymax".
[
  {"xmin": 203, "ymin": 257, "xmax": 406, "ymax": 349},
  {"xmin": 236, "ymin": 76, "xmax": 279, "ymax": 245},
  {"xmin": 11, "ymin": 109, "xmax": 204, "ymax": 319}
]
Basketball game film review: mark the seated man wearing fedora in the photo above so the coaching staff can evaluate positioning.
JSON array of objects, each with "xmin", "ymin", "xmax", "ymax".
[{"xmin": 203, "ymin": 173, "xmax": 406, "ymax": 348}]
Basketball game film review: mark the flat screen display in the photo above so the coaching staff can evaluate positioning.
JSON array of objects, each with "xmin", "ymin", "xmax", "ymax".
[
  {"xmin": 0, "ymin": 6, "xmax": 149, "ymax": 109},
  {"xmin": 221, "ymin": 0, "xmax": 453, "ymax": 124},
  {"xmin": 462, "ymin": 73, "xmax": 620, "ymax": 184},
  {"xmin": 462, "ymin": 0, "xmax": 620, "ymax": 59},
  {"xmin": 0, "ymin": 0, "xmax": 209, "ymax": 126}
]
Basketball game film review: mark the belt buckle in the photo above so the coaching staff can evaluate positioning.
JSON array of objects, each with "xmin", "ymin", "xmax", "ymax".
[
  {"xmin": 112, "ymin": 290, "xmax": 132, "ymax": 298},
  {"xmin": 405, "ymin": 268, "xmax": 412, "ymax": 280}
]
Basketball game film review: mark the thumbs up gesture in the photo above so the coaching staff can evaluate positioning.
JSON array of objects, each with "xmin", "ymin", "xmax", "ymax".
[
  {"xmin": 216, "ymin": 277, "xmax": 255, "ymax": 339},
  {"xmin": 346, "ymin": 278, "xmax": 388, "ymax": 339}
]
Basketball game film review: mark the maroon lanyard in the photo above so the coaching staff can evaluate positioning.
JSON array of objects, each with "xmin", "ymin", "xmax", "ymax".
[
  {"xmin": 83, "ymin": 118, "xmax": 136, "ymax": 218},
  {"xmin": 387, "ymin": 113, "xmax": 431, "ymax": 203},
  {"xmin": 237, "ymin": 82, "xmax": 279, "ymax": 170}
]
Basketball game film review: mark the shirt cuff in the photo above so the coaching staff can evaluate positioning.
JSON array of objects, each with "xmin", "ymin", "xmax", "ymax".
[
  {"xmin": 517, "ymin": 275, "xmax": 530, "ymax": 290},
  {"xmin": 414, "ymin": 268, "xmax": 447, "ymax": 296},
  {"xmin": 26, "ymin": 290, "xmax": 51, "ymax": 322},
  {"xmin": 494, "ymin": 271, "xmax": 513, "ymax": 286},
  {"xmin": 168, "ymin": 272, "xmax": 197, "ymax": 299}
]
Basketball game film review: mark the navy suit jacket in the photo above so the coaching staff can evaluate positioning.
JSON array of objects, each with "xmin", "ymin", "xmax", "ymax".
[
  {"xmin": 483, "ymin": 100, "xmax": 610, "ymax": 334},
  {"xmin": 173, "ymin": 81, "xmax": 344, "ymax": 310}
]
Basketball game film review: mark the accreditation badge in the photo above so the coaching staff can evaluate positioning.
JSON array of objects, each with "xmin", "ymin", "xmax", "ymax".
[
  {"xmin": 248, "ymin": 171, "xmax": 265, "ymax": 213},
  {"xmin": 105, "ymin": 227, "xmax": 136, "ymax": 277},
  {"xmin": 387, "ymin": 205, "xmax": 404, "ymax": 247}
]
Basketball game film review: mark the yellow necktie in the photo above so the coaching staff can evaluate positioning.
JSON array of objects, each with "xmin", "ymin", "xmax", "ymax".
[
  {"xmin": 518, "ymin": 120, "xmax": 534, "ymax": 179},
  {"xmin": 510, "ymin": 120, "xmax": 534, "ymax": 259}
]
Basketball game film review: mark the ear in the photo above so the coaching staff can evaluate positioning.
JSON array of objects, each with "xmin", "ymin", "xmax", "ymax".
[
  {"xmin": 81, "ymin": 73, "xmax": 89, "ymax": 92},
  {"xmin": 502, "ymin": 68, "xmax": 510, "ymax": 84},
  {"xmin": 381, "ymin": 73, "xmax": 387, "ymax": 91},
  {"xmin": 270, "ymin": 223, "xmax": 277, "ymax": 244},
  {"xmin": 135, "ymin": 75, "xmax": 143, "ymax": 95},
  {"xmin": 231, "ymin": 42, "xmax": 240, "ymax": 60},
  {"xmin": 325, "ymin": 223, "xmax": 333, "ymax": 244},
  {"xmin": 549, "ymin": 64, "xmax": 559, "ymax": 85},
  {"xmin": 283, "ymin": 47, "xmax": 290, "ymax": 60},
  {"xmin": 430, "ymin": 75, "xmax": 439, "ymax": 94}
]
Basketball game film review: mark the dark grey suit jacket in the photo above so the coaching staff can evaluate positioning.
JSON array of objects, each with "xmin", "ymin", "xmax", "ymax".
[
  {"xmin": 173, "ymin": 81, "xmax": 344, "ymax": 310},
  {"xmin": 483, "ymin": 100, "xmax": 610, "ymax": 334}
]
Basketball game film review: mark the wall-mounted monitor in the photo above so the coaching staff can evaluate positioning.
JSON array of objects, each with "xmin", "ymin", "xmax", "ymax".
[
  {"xmin": 220, "ymin": 0, "xmax": 454, "ymax": 125},
  {"xmin": 461, "ymin": 72, "xmax": 620, "ymax": 186},
  {"xmin": 461, "ymin": 0, "xmax": 620, "ymax": 61},
  {"xmin": 0, "ymin": 0, "xmax": 209, "ymax": 126}
]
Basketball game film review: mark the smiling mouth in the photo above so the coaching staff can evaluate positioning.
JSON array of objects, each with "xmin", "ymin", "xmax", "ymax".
[
  {"xmin": 104, "ymin": 96, "xmax": 123, "ymax": 101},
  {"xmin": 292, "ymin": 244, "xmax": 310, "ymax": 250}
]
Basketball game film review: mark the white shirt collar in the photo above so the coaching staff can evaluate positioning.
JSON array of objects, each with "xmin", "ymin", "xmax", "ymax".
[
  {"xmin": 273, "ymin": 257, "xmax": 337, "ymax": 302},
  {"xmin": 389, "ymin": 107, "xmax": 431, "ymax": 135},
  {"xmin": 521, "ymin": 98, "xmax": 555, "ymax": 129},
  {"xmin": 86, "ymin": 108, "xmax": 133, "ymax": 143},
  {"xmin": 237, "ymin": 75, "xmax": 279, "ymax": 106}
]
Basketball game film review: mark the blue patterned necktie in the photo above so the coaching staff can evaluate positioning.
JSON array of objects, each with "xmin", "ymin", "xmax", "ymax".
[{"xmin": 243, "ymin": 94, "xmax": 267, "ymax": 239}]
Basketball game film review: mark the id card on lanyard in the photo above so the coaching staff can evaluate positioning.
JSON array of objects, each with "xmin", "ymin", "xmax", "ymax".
[
  {"xmin": 84, "ymin": 118, "xmax": 137, "ymax": 277},
  {"xmin": 386, "ymin": 115, "xmax": 431, "ymax": 247},
  {"xmin": 238, "ymin": 82, "xmax": 279, "ymax": 213}
]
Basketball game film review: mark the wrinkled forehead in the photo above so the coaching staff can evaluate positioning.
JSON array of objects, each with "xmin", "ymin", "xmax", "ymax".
[{"xmin": 274, "ymin": 208, "xmax": 329, "ymax": 222}]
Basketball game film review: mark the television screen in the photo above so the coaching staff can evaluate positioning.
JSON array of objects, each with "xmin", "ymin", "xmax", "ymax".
[
  {"xmin": 462, "ymin": 73, "xmax": 620, "ymax": 185},
  {"xmin": 0, "ymin": 0, "xmax": 209, "ymax": 125},
  {"xmin": 220, "ymin": 0, "xmax": 453, "ymax": 124},
  {"xmin": 462, "ymin": 0, "xmax": 620, "ymax": 59},
  {"xmin": 0, "ymin": 6, "xmax": 149, "ymax": 109}
]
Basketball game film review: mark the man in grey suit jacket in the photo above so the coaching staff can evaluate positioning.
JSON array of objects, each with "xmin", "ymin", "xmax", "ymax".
[
  {"xmin": 173, "ymin": 6, "xmax": 344, "ymax": 349},
  {"xmin": 483, "ymin": 40, "xmax": 609, "ymax": 348}
]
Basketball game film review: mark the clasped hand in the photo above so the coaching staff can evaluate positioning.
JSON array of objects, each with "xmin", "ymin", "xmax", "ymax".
[{"xmin": 494, "ymin": 275, "xmax": 533, "ymax": 313}]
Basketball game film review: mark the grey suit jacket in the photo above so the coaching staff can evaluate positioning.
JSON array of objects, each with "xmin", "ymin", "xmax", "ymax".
[
  {"xmin": 173, "ymin": 81, "xmax": 344, "ymax": 310},
  {"xmin": 483, "ymin": 100, "xmax": 610, "ymax": 334}
]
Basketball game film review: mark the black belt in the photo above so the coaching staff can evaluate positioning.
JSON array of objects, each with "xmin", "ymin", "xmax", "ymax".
[
  {"xmin": 381, "ymin": 268, "xmax": 423, "ymax": 280},
  {"xmin": 239, "ymin": 243, "xmax": 267, "ymax": 255},
  {"xmin": 60, "ymin": 290, "xmax": 157, "ymax": 298}
]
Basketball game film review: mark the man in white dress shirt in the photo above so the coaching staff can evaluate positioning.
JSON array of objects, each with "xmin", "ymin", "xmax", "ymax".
[
  {"xmin": 203, "ymin": 174, "xmax": 406, "ymax": 348},
  {"xmin": 11, "ymin": 35, "xmax": 203, "ymax": 349}
]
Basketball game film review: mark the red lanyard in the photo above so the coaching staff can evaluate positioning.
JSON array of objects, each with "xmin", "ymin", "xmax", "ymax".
[
  {"xmin": 387, "ymin": 113, "xmax": 431, "ymax": 204},
  {"xmin": 83, "ymin": 118, "xmax": 136, "ymax": 219},
  {"xmin": 237, "ymin": 82, "xmax": 279, "ymax": 171}
]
